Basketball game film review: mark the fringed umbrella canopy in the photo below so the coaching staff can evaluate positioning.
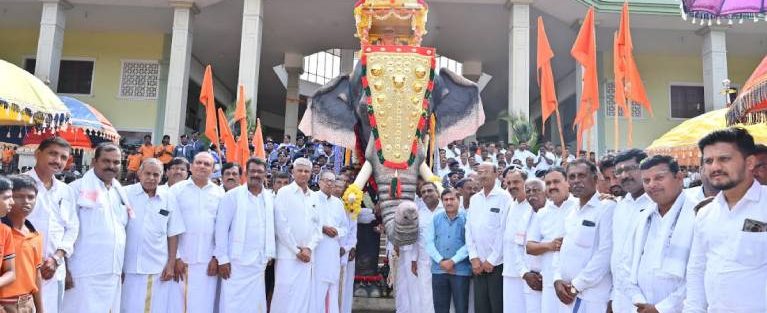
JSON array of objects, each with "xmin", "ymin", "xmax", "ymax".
[
  {"xmin": 647, "ymin": 108, "xmax": 767, "ymax": 166},
  {"xmin": 681, "ymin": 0, "xmax": 767, "ymax": 24},
  {"xmin": 59, "ymin": 96, "xmax": 120, "ymax": 142},
  {"xmin": 0, "ymin": 60, "xmax": 70, "ymax": 128},
  {"xmin": 727, "ymin": 55, "xmax": 767, "ymax": 125}
]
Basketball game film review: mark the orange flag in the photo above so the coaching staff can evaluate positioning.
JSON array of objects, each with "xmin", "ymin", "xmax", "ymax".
[
  {"xmin": 615, "ymin": 2, "xmax": 652, "ymax": 147},
  {"xmin": 571, "ymin": 7, "xmax": 599, "ymax": 153},
  {"xmin": 252, "ymin": 118, "xmax": 266, "ymax": 159},
  {"xmin": 537, "ymin": 17, "xmax": 558, "ymax": 135},
  {"xmin": 217, "ymin": 108, "xmax": 237, "ymax": 163},
  {"xmin": 234, "ymin": 85, "xmax": 250, "ymax": 167},
  {"xmin": 200, "ymin": 65, "xmax": 219, "ymax": 144}
]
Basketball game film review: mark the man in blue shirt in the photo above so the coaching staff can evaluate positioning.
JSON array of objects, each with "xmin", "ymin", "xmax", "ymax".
[{"xmin": 427, "ymin": 188, "xmax": 471, "ymax": 313}]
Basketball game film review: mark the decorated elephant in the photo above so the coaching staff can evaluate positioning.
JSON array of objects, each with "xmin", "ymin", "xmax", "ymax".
[{"xmin": 298, "ymin": 0, "xmax": 485, "ymax": 247}]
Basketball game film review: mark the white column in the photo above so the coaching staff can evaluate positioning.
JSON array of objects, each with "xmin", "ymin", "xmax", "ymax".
[
  {"xmin": 34, "ymin": 0, "xmax": 68, "ymax": 90},
  {"xmin": 283, "ymin": 52, "xmax": 303, "ymax": 143},
  {"xmin": 701, "ymin": 27, "xmax": 728, "ymax": 111},
  {"xmin": 237, "ymin": 0, "xmax": 264, "ymax": 115},
  {"xmin": 163, "ymin": 1, "xmax": 197, "ymax": 142},
  {"xmin": 340, "ymin": 49, "xmax": 356, "ymax": 74},
  {"xmin": 508, "ymin": 0, "xmax": 531, "ymax": 141}
]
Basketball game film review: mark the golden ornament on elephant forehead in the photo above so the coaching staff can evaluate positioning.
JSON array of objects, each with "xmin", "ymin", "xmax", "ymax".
[
  {"xmin": 361, "ymin": 45, "xmax": 435, "ymax": 169},
  {"xmin": 354, "ymin": 0, "xmax": 429, "ymax": 47}
]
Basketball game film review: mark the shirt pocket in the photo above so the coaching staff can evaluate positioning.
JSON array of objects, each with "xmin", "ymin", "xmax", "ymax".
[
  {"xmin": 147, "ymin": 209, "xmax": 170, "ymax": 239},
  {"xmin": 574, "ymin": 222, "xmax": 597, "ymax": 248},
  {"xmin": 734, "ymin": 231, "xmax": 767, "ymax": 267}
]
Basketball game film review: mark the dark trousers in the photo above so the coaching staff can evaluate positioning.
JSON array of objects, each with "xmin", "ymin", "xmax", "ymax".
[
  {"xmin": 432, "ymin": 273, "xmax": 470, "ymax": 313},
  {"xmin": 473, "ymin": 264, "xmax": 503, "ymax": 313}
]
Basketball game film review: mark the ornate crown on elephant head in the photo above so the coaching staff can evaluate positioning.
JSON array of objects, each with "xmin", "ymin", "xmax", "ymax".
[{"xmin": 354, "ymin": 0, "xmax": 429, "ymax": 46}]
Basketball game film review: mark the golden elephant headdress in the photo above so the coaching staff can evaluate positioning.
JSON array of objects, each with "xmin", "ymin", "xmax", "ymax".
[{"xmin": 354, "ymin": 0, "xmax": 429, "ymax": 47}]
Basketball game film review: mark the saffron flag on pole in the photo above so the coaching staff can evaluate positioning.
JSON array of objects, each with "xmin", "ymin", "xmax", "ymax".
[
  {"xmin": 537, "ymin": 16, "xmax": 558, "ymax": 135},
  {"xmin": 200, "ymin": 65, "xmax": 219, "ymax": 144},
  {"xmin": 570, "ymin": 7, "xmax": 599, "ymax": 153},
  {"xmin": 615, "ymin": 1, "xmax": 652, "ymax": 147},
  {"xmin": 234, "ymin": 85, "xmax": 250, "ymax": 167},
  {"xmin": 217, "ymin": 108, "xmax": 237, "ymax": 163},
  {"xmin": 252, "ymin": 118, "xmax": 266, "ymax": 159}
]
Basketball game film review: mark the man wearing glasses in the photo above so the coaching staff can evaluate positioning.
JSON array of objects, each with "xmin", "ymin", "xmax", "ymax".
[{"xmin": 752, "ymin": 144, "xmax": 767, "ymax": 185}]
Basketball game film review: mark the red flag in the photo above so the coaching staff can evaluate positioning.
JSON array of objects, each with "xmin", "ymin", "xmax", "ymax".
[
  {"xmin": 235, "ymin": 85, "xmax": 250, "ymax": 168},
  {"xmin": 217, "ymin": 108, "xmax": 237, "ymax": 163},
  {"xmin": 616, "ymin": 2, "xmax": 652, "ymax": 115},
  {"xmin": 571, "ymin": 7, "xmax": 599, "ymax": 153},
  {"xmin": 200, "ymin": 65, "xmax": 219, "ymax": 144},
  {"xmin": 537, "ymin": 17, "xmax": 558, "ymax": 134},
  {"xmin": 252, "ymin": 118, "xmax": 266, "ymax": 159}
]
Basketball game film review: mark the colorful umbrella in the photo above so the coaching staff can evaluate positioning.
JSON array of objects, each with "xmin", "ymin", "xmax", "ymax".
[
  {"xmin": 682, "ymin": 0, "xmax": 767, "ymax": 24},
  {"xmin": 59, "ymin": 96, "xmax": 119, "ymax": 142},
  {"xmin": 727, "ymin": 55, "xmax": 767, "ymax": 125},
  {"xmin": 0, "ymin": 59, "xmax": 70, "ymax": 128},
  {"xmin": 647, "ymin": 108, "xmax": 767, "ymax": 166}
]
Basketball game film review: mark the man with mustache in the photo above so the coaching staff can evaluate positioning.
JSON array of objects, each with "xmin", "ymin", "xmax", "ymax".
[
  {"xmin": 610, "ymin": 149, "xmax": 653, "ymax": 313},
  {"xmin": 311, "ymin": 171, "xmax": 348, "ymax": 313},
  {"xmin": 122, "ymin": 158, "xmax": 185, "ymax": 313},
  {"xmin": 618, "ymin": 155, "xmax": 696, "ymax": 313},
  {"xmin": 501, "ymin": 168, "xmax": 530, "ymax": 313},
  {"xmin": 221, "ymin": 162, "xmax": 242, "ymax": 192},
  {"xmin": 161, "ymin": 157, "xmax": 189, "ymax": 191},
  {"xmin": 684, "ymin": 127, "xmax": 767, "ymax": 313},
  {"xmin": 168, "ymin": 152, "xmax": 225, "ymax": 313},
  {"xmin": 553, "ymin": 159, "xmax": 615, "ymax": 313},
  {"xmin": 23, "ymin": 137, "xmax": 78, "ymax": 313},
  {"xmin": 526, "ymin": 167, "xmax": 577, "ymax": 313},
  {"xmin": 598, "ymin": 154, "xmax": 625, "ymax": 198},
  {"xmin": 411, "ymin": 182, "xmax": 442, "ymax": 313},
  {"xmin": 65, "ymin": 143, "xmax": 129, "ymax": 313},
  {"xmin": 751, "ymin": 144, "xmax": 767, "ymax": 185},
  {"xmin": 519, "ymin": 178, "xmax": 548, "ymax": 313},
  {"xmin": 214, "ymin": 157, "xmax": 275, "ymax": 313}
]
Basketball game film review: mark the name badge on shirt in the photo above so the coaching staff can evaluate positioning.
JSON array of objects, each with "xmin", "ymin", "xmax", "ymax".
[
  {"xmin": 159, "ymin": 209, "xmax": 170, "ymax": 216},
  {"xmin": 581, "ymin": 220, "xmax": 596, "ymax": 227},
  {"xmin": 742, "ymin": 218, "xmax": 767, "ymax": 232},
  {"xmin": 490, "ymin": 207, "xmax": 500, "ymax": 213}
]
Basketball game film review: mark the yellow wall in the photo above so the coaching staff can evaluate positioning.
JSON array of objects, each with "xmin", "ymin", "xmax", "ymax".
[
  {"xmin": 602, "ymin": 52, "xmax": 762, "ymax": 151},
  {"xmin": 0, "ymin": 28, "xmax": 165, "ymax": 132}
]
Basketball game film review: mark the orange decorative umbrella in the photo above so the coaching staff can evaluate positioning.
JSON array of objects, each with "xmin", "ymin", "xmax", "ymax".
[{"xmin": 727, "ymin": 55, "xmax": 767, "ymax": 125}]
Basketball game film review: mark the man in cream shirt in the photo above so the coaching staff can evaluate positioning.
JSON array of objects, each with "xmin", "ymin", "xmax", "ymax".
[
  {"xmin": 312, "ymin": 170, "xmax": 347, "ymax": 313},
  {"xmin": 501, "ymin": 168, "xmax": 529, "ymax": 313},
  {"xmin": 411, "ymin": 182, "xmax": 442, "ymax": 313}
]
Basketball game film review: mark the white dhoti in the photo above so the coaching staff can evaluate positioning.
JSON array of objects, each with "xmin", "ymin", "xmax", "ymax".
[
  {"xmin": 168, "ymin": 263, "xmax": 219, "ymax": 313},
  {"xmin": 220, "ymin": 263, "xmax": 267, "ymax": 313},
  {"xmin": 502, "ymin": 277, "xmax": 528, "ymax": 313},
  {"xmin": 63, "ymin": 274, "xmax": 121, "ymax": 313},
  {"xmin": 415, "ymin": 259, "xmax": 435, "ymax": 313},
  {"xmin": 339, "ymin": 259, "xmax": 355, "ymax": 313},
  {"xmin": 524, "ymin": 285, "xmax": 541, "ymax": 313},
  {"xmin": 121, "ymin": 273, "xmax": 174, "ymax": 313},
  {"xmin": 271, "ymin": 259, "xmax": 313, "ymax": 313},
  {"xmin": 40, "ymin": 277, "xmax": 63, "ymax": 313},
  {"xmin": 557, "ymin": 298, "xmax": 607, "ymax": 313},
  {"xmin": 314, "ymin": 280, "xmax": 340, "ymax": 313},
  {"xmin": 540, "ymin": 286, "xmax": 559, "ymax": 313},
  {"xmin": 394, "ymin": 250, "xmax": 420, "ymax": 313}
]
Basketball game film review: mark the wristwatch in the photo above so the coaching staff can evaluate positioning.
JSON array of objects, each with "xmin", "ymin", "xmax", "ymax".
[{"xmin": 53, "ymin": 255, "xmax": 64, "ymax": 266}]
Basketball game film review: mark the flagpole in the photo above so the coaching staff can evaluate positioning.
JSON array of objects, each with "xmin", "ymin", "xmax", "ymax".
[
  {"xmin": 555, "ymin": 109, "xmax": 566, "ymax": 160},
  {"xmin": 213, "ymin": 107, "xmax": 224, "ymax": 168},
  {"xmin": 626, "ymin": 94, "xmax": 633, "ymax": 148},
  {"xmin": 614, "ymin": 109, "xmax": 619, "ymax": 151}
]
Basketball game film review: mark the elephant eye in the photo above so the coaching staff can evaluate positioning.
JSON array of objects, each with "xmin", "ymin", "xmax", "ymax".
[{"xmin": 337, "ymin": 93, "xmax": 348, "ymax": 102}]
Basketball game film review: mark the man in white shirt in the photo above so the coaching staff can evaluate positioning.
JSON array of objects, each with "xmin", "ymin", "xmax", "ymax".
[
  {"xmin": 611, "ymin": 149, "xmax": 654, "ymax": 313},
  {"xmin": 168, "ymin": 152, "xmax": 225, "ymax": 313},
  {"xmin": 65, "ymin": 143, "xmax": 129, "ymax": 313},
  {"xmin": 684, "ymin": 128, "xmax": 767, "ymax": 313},
  {"xmin": 520, "ymin": 178, "xmax": 547, "ymax": 313},
  {"xmin": 411, "ymin": 182, "xmax": 442, "ymax": 313},
  {"xmin": 122, "ymin": 158, "xmax": 185, "ymax": 313},
  {"xmin": 215, "ymin": 157, "xmax": 275, "ymax": 313},
  {"xmin": 501, "ymin": 168, "xmax": 529, "ymax": 313},
  {"xmin": 535, "ymin": 143, "xmax": 556, "ymax": 174},
  {"xmin": 553, "ymin": 159, "xmax": 615, "ymax": 313},
  {"xmin": 24, "ymin": 137, "xmax": 79, "ymax": 313},
  {"xmin": 272, "ymin": 158, "xmax": 322, "ymax": 313},
  {"xmin": 333, "ymin": 179, "xmax": 357, "ymax": 313},
  {"xmin": 466, "ymin": 162, "xmax": 510, "ymax": 313},
  {"xmin": 526, "ymin": 167, "xmax": 577, "ymax": 313},
  {"xmin": 619, "ymin": 155, "xmax": 696, "ymax": 313},
  {"xmin": 752, "ymin": 144, "xmax": 767, "ymax": 185},
  {"xmin": 513, "ymin": 143, "xmax": 536, "ymax": 166},
  {"xmin": 161, "ymin": 157, "xmax": 190, "ymax": 192},
  {"xmin": 312, "ymin": 170, "xmax": 348, "ymax": 313}
]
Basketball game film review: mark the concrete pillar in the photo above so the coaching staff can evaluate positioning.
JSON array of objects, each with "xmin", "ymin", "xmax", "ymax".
[
  {"xmin": 340, "ymin": 49, "xmax": 355, "ymax": 73},
  {"xmin": 34, "ymin": 0, "xmax": 68, "ymax": 90},
  {"xmin": 237, "ymin": 0, "xmax": 264, "ymax": 115},
  {"xmin": 283, "ymin": 52, "xmax": 303, "ymax": 143},
  {"xmin": 154, "ymin": 34, "xmax": 172, "ymax": 143},
  {"xmin": 162, "ymin": 1, "xmax": 197, "ymax": 142},
  {"xmin": 508, "ymin": 0, "xmax": 531, "ymax": 142},
  {"xmin": 700, "ymin": 27, "xmax": 728, "ymax": 111}
]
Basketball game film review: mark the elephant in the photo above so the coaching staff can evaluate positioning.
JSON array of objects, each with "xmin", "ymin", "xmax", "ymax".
[{"xmin": 299, "ymin": 61, "xmax": 485, "ymax": 247}]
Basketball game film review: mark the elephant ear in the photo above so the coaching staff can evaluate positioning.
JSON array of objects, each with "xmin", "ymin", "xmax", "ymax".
[
  {"xmin": 432, "ymin": 68, "xmax": 485, "ymax": 147},
  {"xmin": 298, "ymin": 74, "xmax": 357, "ymax": 148}
]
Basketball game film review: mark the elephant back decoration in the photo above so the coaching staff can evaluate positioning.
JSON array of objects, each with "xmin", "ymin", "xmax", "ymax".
[{"xmin": 299, "ymin": 0, "xmax": 485, "ymax": 247}]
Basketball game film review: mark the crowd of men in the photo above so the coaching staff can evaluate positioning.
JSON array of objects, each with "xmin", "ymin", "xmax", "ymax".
[{"xmin": 0, "ymin": 125, "xmax": 763, "ymax": 313}]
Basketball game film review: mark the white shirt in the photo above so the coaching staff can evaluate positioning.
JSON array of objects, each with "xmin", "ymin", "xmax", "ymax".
[
  {"xmin": 24, "ymin": 169, "xmax": 78, "ymax": 280},
  {"xmin": 536, "ymin": 151, "xmax": 556, "ymax": 172},
  {"xmin": 502, "ymin": 199, "xmax": 533, "ymax": 277},
  {"xmin": 611, "ymin": 192, "xmax": 654, "ymax": 304},
  {"xmin": 123, "ymin": 184, "xmax": 185, "ymax": 274},
  {"xmin": 214, "ymin": 186, "xmax": 270, "ymax": 266},
  {"xmin": 274, "ymin": 182, "xmax": 322, "ymax": 259},
  {"xmin": 466, "ymin": 185, "xmax": 511, "ymax": 265},
  {"xmin": 340, "ymin": 211, "xmax": 358, "ymax": 266},
  {"xmin": 621, "ymin": 192, "xmax": 696, "ymax": 313},
  {"xmin": 527, "ymin": 196, "xmax": 578, "ymax": 285},
  {"xmin": 553, "ymin": 192, "xmax": 615, "ymax": 302},
  {"xmin": 68, "ymin": 174, "xmax": 128, "ymax": 277},
  {"xmin": 170, "ymin": 179, "xmax": 225, "ymax": 264},
  {"xmin": 512, "ymin": 149, "xmax": 536, "ymax": 165},
  {"xmin": 414, "ymin": 204, "xmax": 441, "ymax": 263},
  {"xmin": 683, "ymin": 181, "xmax": 767, "ymax": 313},
  {"xmin": 314, "ymin": 191, "xmax": 348, "ymax": 282}
]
